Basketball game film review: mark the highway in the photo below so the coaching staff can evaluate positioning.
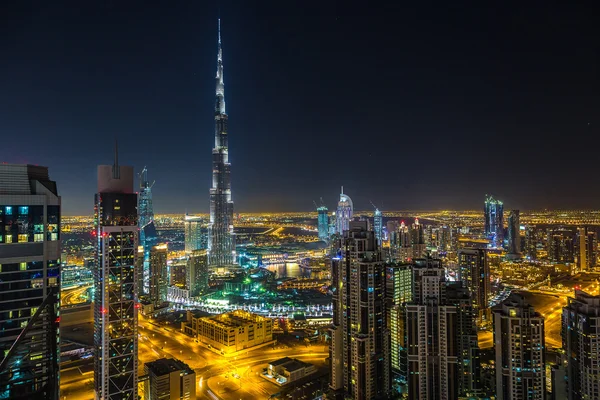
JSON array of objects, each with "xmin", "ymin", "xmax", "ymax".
[{"xmin": 61, "ymin": 284, "xmax": 92, "ymax": 306}]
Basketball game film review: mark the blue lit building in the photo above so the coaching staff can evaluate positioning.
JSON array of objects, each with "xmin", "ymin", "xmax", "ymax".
[
  {"xmin": 138, "ymin": 166, "xmax": 157, "ymax": 295},
  {"xmin": 317, "ymin": 205, "xmax": 329, "ymax": 242},
  {"xmin": 484, "ymin": 195, "xmax": 504, "ymax": 248},
  {"xmin": 373, "ymin": 207, "xmax": 383, "ymax": 245},
  {"xmin": 335, "ymin": 187, "xmax": 353, "ymax": 235}
]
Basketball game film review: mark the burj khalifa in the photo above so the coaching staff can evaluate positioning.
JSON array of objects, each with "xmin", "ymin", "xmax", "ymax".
[{"xmin": 208, "ymin": 19, "xmax": 235, "ymax": 267}]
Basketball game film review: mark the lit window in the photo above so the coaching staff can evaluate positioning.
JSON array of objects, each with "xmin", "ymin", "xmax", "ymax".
[
  {"xmin": 51, "ymin": 233, "xmax": 58, "ymax": 241},
  {"xmin": 20, "ymin": 262, "xmax": 27, "ymax": 271},
  {"xmin": 18, "ymin": 234, "xmax": 28, "ymax": 243},
  {"xmin": 18, "ymin": 206, "xmax": 28, "ymax": 215},
  {"xmin": 5, "ymin": 235, "xmax": 13, "ymax": 244},
  {"xmin": 32, "ymin": 278, "xmax": 43, "ymax": 288},
  {"xmin": 34, "ymin": 234, "xmax": 44, "ymax": 242},
  {"xmin": 48, "ymin": 277, "xmax": 58, "ymax": 287},
  {"xmin": 5, "ymin": 206, "xmax": 12, "ymax": 215}
]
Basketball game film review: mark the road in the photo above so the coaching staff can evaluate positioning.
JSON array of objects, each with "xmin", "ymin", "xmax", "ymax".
[{"xmin": 61, "ymin": 284, "xmax": 92, "ymax": 306}]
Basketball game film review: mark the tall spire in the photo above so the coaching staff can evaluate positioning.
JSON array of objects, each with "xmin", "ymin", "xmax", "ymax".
[
  {"xmin": 215, "ymin": 18, "xmax": 225, "ymax": 115},
  {"xmin": 113, "ymin": 138, "xmax": 120, "ymax": 179}
]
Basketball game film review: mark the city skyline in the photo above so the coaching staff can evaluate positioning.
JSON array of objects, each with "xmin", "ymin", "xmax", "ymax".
[{"xmin": 2, "ymin": 2, "xmax": 599, "ymax": 214}]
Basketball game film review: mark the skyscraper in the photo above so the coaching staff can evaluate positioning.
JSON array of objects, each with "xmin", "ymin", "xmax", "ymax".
[
  {"xmin": 507, "ymin": 209, "xmax": 522, "ymax": 259},
  {"xmin": 373, "ymin": 207, "xmax": 383, "ymax": 245},
  {"xmin": 406, "ymin": 258, "xmax": 480, "ymax": 399},
  {"xmin": 329, "ymin": 221, "xmax": 389, "ymax": 400},
  {"xmin": 562, "ymin": 290, "xmax": 600, "ymax": 400},
  {"xmin": 410, "ymin": 218, "xmax": 426, "ymax": 259},
  {"xmin": 578, "ymin": 227, "xmax": 587, "ymax": 272},
  {"xmin": 187, "ymin": 249, "xmax": 209, "ymax": 297},
  {"xmin": 138, "ymin": 166, "xmax": 156, "ymax": 295},
  {"xmin": 458, "ymin": 248, "xmax": 491, "ymax": 324},
  {"xmin": 317, "ymin": 205, "xmax": 329, "ymax": 241},
  {"xmin": 0, "ymin": 164, "xmax": 61, "ymax": 400},
  {"xmin": 94, "ymin": 149, "xmax": 139, "ymax": 400},
  {"xmin": 207, "ymin": 19, "xmax": 235, "ymax": 268},
  {"xmin": 493, "ymin": 293, "xmax": 546, "ymax": 400},
  {"xmin": 149, "ymin": 244, "xmax": 168, "ymax": 307},
  {"xmin": 484, "ymin": 195, "xmax": 504, "ymax": 248},
  {"xmin": 184, "ymin": 214, "xmax": 207, "ymax": 253},
  {"xmin": 335, "ymin": 187, "xmax": 353, "ymax": 235}
]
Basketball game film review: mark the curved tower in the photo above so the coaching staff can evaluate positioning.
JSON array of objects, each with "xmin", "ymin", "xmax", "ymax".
[
  {"xmin": 208, "ymin": 19, "xmax": 235, "ymax": 267},
  {"xmin": 335, "ymin": 187, "xmax": 353, "ymax": 235}
]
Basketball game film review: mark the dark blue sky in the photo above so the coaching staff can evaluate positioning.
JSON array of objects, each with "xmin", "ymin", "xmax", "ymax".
[{"xmin": 1, "ymin": 1, "xmax": 598, "ymax": 215}]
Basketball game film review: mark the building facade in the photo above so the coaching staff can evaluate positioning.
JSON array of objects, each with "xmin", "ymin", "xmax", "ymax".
[
  {"xmin": 207, "ymin": 19, "xmax": 236, "ymax": 268},
  {"xmin": 138, "ymin": 166, "xmax": 157, "ymax": 296},
  {"xmin": 374, "ymin": 207, "xmax": 383, "ymax": 245},
  {"xmin": 386, "ymin": 263, "xmax": 413, "ymax": 385},
  {"xmin": 562, "ymin": 290, "xmax": 600, "ymax": 400},
  {"xmin": 458, "ymin": 248, "xmax": 491, "ymax": 323},
  {"xmin": 493, "ymin": 293, "xmax": 546, "ymax": 400},
  {"xmin": 187, "ymin": 249, "xmax": 209, "ymax": 297},
  {"xmin": 329, "ymin": 221, "xmax": 389, "ymax": 400},
  {"xmin": 507, "ymin": 210, "xmax": 521, "ymax": 258},
  {"xmin": 184, "ymin": 215, "xmax": 207, "ymax": 253},
  {"xmin": 317, "ymin": 205, "xmax": 329, "ymax": 242},
  {"xmin": 94, "ymin": 154, "xmax": 139, "ymax": 400},
  {"xmin": 335, "ymin": 188, "xmax": 353, "ymax": 235},
  {"xmin": 484, "ymin": 195, "xmax": 504, "ymax": 248},
  {"xmin": 0, "ymin": 164, "xmax": 61, "ymax": 400},
  {"xmin": 149, "ymin": 244, "xmax": 168, "ymax": 307},
  {"xmin": 144, "ymin": 358, "xmax": 196, "ymax": 400}
]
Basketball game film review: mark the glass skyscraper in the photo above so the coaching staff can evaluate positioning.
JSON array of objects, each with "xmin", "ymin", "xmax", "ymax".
[
  {"xmin": 335, "ymin": 187, "xmax": 353, "ymax": 235},
  {"xmin": 0, "ymin": 164, "xmax": 61, "ymax": 400},
  {"xmin": 208, "ymin": 19, "xmax": 236, "ymax": 268},
  {"xmin": 484, "ymin": 195, "xmax": 504, "ymax": 248},
  {"xmin": 317, "ymin": 205, "xmax": 329, "ymax": 241}
]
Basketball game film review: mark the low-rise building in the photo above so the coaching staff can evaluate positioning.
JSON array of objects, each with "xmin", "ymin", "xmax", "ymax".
[
  {"xmin": 143, "ymin": 358, "xmax": 195, "ymax": 400},
  {"xmin": 265, "ymin": 357, "xmax": 317, "ymax": 386},
  {"xmin": 183, "ymin": 309, "xmax": 273, "ymax": 354}
]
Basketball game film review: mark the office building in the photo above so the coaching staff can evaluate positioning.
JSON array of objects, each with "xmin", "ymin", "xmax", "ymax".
[
  {"xmin": 0, "ymin": 164, "xmax": 61, "ymax": 400},
  {"xmin": 410, "ymin": 218, "xmax": 426, "ymax": 259},
  {"xmin": 185, "ymin": 310, "xmax": 272, "ymax": 353},
  {"xmin": 187, "ymin": 249, "xmax": 208, "ymax": 297},
  {"xmin": 386, "ymin": 264, "xmax": 413, "ymax": 384},
  {"xmin": 577, "ymin": 227, "xmax": 597, "ymax": 272},
  {"xmin": 374, "ymin": 207, "xmax": 383, "ymax": 245},
  {"xmin": 184, "ymin": 214, "xmax": 207, "ymax": 253},
  {"xmin": 329, "ymin": 221, "xmax": 389, "ymax": 400},
  {"xmin": 548, "ymin": 230, "xmax": 575, "ymax": 263},
  {"xmin": 335, "ymin": 187, "xmax": 353, "ymax": 235},
  {"xmin": 207, "ymin": 20, "xmax": 236, "ymax": 268},
  {"xmin": 524, "ymin": 226, "xmax": 538, "ymax": 260},
  {"xmin": 138, "ymin": 167, "xmax": 157, "ymax": 296},
  {"xmin": 317, "ymin": 205, "xmax": 329, "ymax": 241},
  {"xmin": 562, "ymin": 290, "xmax": 600, "ymax": 400},
  {"xmin": 484, "ymin": 195, "xmax": 504, "ymax": 248},
  {"xmin": 493, "ymin": 293, "xmax": 545, "ymax": 400},
  {"xmin": 170, "ymin": 260, "xmax": 186, "ymax": 288},
  {"xmin": 507, "ymin": 210, "xmax": 522, "ymax": 259},
  {"xmin": 94, "ymin": 149, "xmax": 139, "ymax": 400},
  {"xmin": 144, "ymin": 358, "xmax": 196, "ymax": 400},
  {"xmin": 406, "ymin": 258, "xmax": 480, "ymax": 399},
  {"xmin": 458, "ymin": 248, "xmax": 491, "ymax": 324},
  {"xmin": 149, "ymin": 244, "xmax": 168, "ymax": 307},
  {"xmin": 266, "ymin": 357, "xmax": 317, "ymax": 386}
]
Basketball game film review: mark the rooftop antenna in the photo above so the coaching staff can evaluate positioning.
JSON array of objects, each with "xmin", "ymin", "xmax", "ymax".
[
  {"xmin": 341, "ymin": 186, "xmax": 344, "ymax": 195},
  {"xmin": 112, "ymin": 138, "xmax": 120, "ymax": 179}
]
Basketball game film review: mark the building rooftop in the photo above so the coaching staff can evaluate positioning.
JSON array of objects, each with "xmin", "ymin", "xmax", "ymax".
[
  {"xmin": 145, "ymin": 358, "xmax": 193, "ymax": 376},
  {"xmin": 269, "ymin": 357, "xmax": 310, "ymax": 372},
  {"xmin": 200, "ymin": 309, "xmax": 269, "ymax": 329}
]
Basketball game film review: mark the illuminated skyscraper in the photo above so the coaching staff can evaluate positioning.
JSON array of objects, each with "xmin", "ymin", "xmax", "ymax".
[
  {"xmin": 506, "ymin": 210, "xmax": 522, "ymax": 259},
  {"xmin": 373, "ymin": 207, "xmax": 383, "ymax": 245},
  {"xmin": 458, "ymin": 248, "xmax": 491, "ymax": 323},
  {"xmin": 317, "ymin": 205, "xmax": 329, "ymax": 241},
  {"xmin": 562, "ymin": 291, "xmax": 600, "ymax": 400},
  {"xmin": 0, "ymin": 164, "xmax": 61, "ymax": 400},
  {"xmin": 187, "ymin": 249, "xmax": 209, "ymax": 297},
  {"xmin": 386, "ymin": 264, "xmax": 413, "ymax": 385},
  {"xmin": 207, "ymin": 19, "xmax": 235, "ymax": 268},
  {"xmin": 329, "ymin": 221, "xmax": 389, "ymax": 399},
  {"xmin": 94, "ymin": 148, "xmax": 139, "ymax": 400},
  {"xmin": 410, "ymin": 218, "xmax": 426, "ymax": 258},
  {"xmin": 335, "ymin": 187, "xmax": 353, "ymax": 235},
  {"xmin": 484, "ymin": 195, "xmax": 504, "ymax": 248},
  {"xmin": 184, "ymin": 214, "xmax": 207, "ymax": 253},
  {"xmin": 149, "ymin": 244, "xmax": 168, "ymax": 307},
  {"xmin": 138, "ymin": 167, "xmax": 156, "ymax": 295},
  {"xmin": 493, "ymin": 294, "xmax": 545, "ymax": 400}
]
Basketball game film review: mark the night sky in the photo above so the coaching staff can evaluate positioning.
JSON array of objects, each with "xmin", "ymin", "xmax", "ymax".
[{"xmin": 2, "ymin": 2, "xmax": 599, "ymax": 214}]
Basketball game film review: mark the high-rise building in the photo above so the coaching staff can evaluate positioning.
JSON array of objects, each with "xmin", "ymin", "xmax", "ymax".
[
  {"xmin": 524, "ymin": 226, "xmax": 538, "ymax": 260},
  {"xmin": 184, "ymin": 214, "xmax": 207, "ymax": 253},
  {"xmin": 317, "ymin": 205, "xmax": 329, "ymax": 241},
  {"xmin": 94, "ymin": 149, "xmax": 139, "ymax": 400},
  {"xmin": 138, "ymin": 167, "xmax": 157, "ymax": 296},
  {"xmin": 335, "ymin": 187, "xmax": 353, "ymax": 235},
  {"xmin": 548, "ymin": 230, "xmax": 575, "ymax": 264},
  {"xmin": 406, "ymin": 258, "xmax": 480, "ymax": 399},
  {"xmin": 586, "ymin": 230, "xmax": 597, "ymax": 268},
  {"xmin": 329, "ymin": 221, "xmax": 389, "ymax": 400},
  {"xmin": 207, "ymin": 19, "xmax": 236, "ymax": 268},
  {"xmin": 578, "ymin": 227, "xmax": 587, "ymax": 272},
  {"xmin": 561, "ymin": 290, "xmax": 600, "ymax": 400},
  {"xmin": 187, "ymin": 249, "xmax": 208, "ymax": 297},
  {"xmin": 507, "ymin": 210, "xmax": 522, "ymax": 259},
  {"xmin": 0, "ymin": 164, "xmax": 61, "ymax": 400},
  {"xmin": 493, "ymin": 293, "xmax": 546, "ymax": 400},
  {"xmin": 410, "ymin": 218, "xmax": 426, "ymax": 259},
  {"xmin": 484, "ymin": 195, "xmax": 504, "ymax": 248},
  {"xmin": 374, "ymin": 207, "xmax": 383, "ymax": 245},
  {"xmin": 458, "ymin": 248, "xmax": 491, "ymax": 323},
  {"xmin": 144, "ymin": 358, "xmax": 196, "ymax": 400},
  {"xmin": 386, "ymin": 264, "xmax": 413, "ymax": 385},
  {"xmin": 576, "ymin": 227, "xmax": 597, "ymax": 272},
  {"xmin": 170, "ymin": 260, "xmax": 186, "ymax": 288},
  {"xmin": 149, "ymin": 244, "xmax": 168, "ymax": 307}
]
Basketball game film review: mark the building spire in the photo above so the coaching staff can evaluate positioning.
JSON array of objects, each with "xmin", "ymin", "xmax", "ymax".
[
  {"xmin": 215, "ymin": 18, "xmax": 225, "ymax": 115},
  {"xmin": 113, "ymin": 138, "xmax": 120, "ymax": 179}
]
